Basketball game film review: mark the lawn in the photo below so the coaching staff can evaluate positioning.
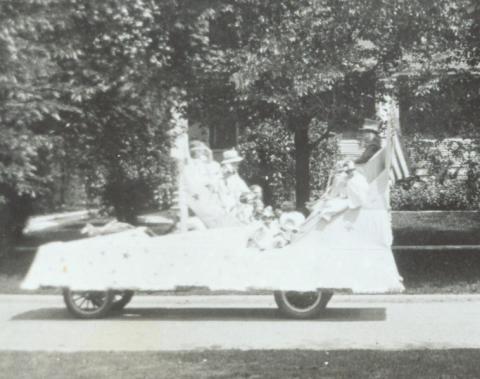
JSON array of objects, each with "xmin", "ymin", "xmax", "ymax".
[
  {"xmin": 1, "ymin": 350, "xmax": 480, "ymax": 379},
  {"xmin": 392, "ymin": 211, "xmax": 480, "ymax": 246}
]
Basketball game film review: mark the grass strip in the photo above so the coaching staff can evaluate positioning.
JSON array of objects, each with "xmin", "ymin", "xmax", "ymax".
[{"xmin": 1, "ymin": 350, "xmax": 480, "ymax": 379}]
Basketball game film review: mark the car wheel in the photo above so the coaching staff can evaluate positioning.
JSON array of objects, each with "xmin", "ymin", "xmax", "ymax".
[
  {"xmin": 63, "ymin": 288, "xmax": 114, "ymax": 319},
  {"xmin": 274, "ymin": 290, "xmax": 333, "ymax": 319}
]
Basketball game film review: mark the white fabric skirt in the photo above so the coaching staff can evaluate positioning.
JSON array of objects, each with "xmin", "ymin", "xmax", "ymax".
[{"xmin": 22, "ymin": 207, "xmax": 404, "ymax": 293}]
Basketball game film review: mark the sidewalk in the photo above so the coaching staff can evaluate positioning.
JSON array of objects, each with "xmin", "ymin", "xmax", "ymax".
[{"xmin": 23, "ymin": 210, "xmax": 97, "ymax": 233}]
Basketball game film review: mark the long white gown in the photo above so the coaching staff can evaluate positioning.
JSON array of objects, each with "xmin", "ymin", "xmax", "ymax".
[{"xmin": 181, "ymin": 158, "xmax": 242, "ymax": 228}]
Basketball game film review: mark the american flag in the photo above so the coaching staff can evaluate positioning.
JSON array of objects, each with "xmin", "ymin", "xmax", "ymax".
[
  {"xmin": 376, "ymin": 95, "xmax": 412, "ymax": 183},
  {"xmin": 389, "ymin": 132, "xmax": 411, "ymax": 183}
]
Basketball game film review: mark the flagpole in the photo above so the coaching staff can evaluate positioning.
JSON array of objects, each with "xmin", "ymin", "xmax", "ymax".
[
  {"xmin": 169, "ymin": 108, "xmax": 190, "ymax": 233},
  {"xmin": 176, "ymin": 158, "xmax": 188, "ymax": 233}
]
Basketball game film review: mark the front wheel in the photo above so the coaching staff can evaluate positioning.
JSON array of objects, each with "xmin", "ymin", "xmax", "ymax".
[
  {"xmin": 63, "ymin": 289, "xmax": 114, "ymax": 319},
  {"xmin": 274, "ymin": 290, "xmax": 333, "ymax": 319}
]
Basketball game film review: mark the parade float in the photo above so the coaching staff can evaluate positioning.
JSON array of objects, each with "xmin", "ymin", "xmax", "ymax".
[{"xmin": 21, "ymin": 105, "xmax": 405, "ymax": 319}]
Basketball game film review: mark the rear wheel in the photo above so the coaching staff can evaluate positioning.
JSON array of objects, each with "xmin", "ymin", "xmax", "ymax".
[
  {"xmin": 111, "ymin": 290, "xmax": 134, "ymax": 311},
  {"xmin": 274, "ymin": 290, "xmax": 333, "ymax": 319},
  {"xmin": 63, "ymin": 289, "xmax": 114, "ymax": 319}
]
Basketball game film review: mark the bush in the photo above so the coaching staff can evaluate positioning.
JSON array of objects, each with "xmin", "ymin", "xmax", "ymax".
[
  {"xmin": 391, "ymin": 181, "xmax": 473, "ymax": 211},
  {"xmin": 394, "ymin": 135, "xmax": 480, "ymax": 211}
]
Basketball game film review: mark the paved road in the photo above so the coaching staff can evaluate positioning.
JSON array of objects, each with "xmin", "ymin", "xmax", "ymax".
[{"xmin": 1, "ymin": 294, "xmax": 480, "ymax": 351}]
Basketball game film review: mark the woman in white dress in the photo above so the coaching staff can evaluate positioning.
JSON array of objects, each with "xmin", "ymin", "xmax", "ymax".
[
  {"xmin": 218, "ymin": 149, "xmax": 255, "ymax": 223},
  {"xmin": 182, "ymin": 141, "xmax": 239, "ymax": 228},
  {"xmin": 185, "ymin": 140, "xmax": 223, "ymax": 198},
  {"xmin": 298, "ymin": 160, "xmax": 369, "ymax": 236}
]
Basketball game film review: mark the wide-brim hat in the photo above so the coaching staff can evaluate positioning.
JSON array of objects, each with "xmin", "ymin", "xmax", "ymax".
[
  {"xmin": 189, "ymin": 140, "xmax": 208, "ymax": 149},
  {"xmin": 189, "ymin": 140, "xmax": 212, "ymax": 159},
  {"xmin": 221, "ymin": 149, "xmax": 243, "ymax": 164},
  {"xmin": 343, "ymin": 160, "xmax": 356, "ymax": 172},
  {"xmin": 360, "ymin": 118, "xmax": 381, "ymax": 134}
]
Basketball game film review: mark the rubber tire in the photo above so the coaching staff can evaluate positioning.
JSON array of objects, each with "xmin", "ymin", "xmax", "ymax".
[
  {"xmin": 274, "ymin": 290, "xmax": 333, "ymax": 319},
  {"xmin": 63, "ymin": 289, "xmax": 115, "ymax": 319},
  {"xmin": 110, "ymin": 290, "xmax": 135, "ymax": 311}
]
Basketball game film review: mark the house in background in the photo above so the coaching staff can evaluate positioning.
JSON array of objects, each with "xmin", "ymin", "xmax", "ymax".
[
  {"xmin": 337, "ymin": 129, "xmax": 362, "ymax": 161},
  {"xmin": 192, "ymin": 121, "xmax": 365, "ymax": 163},
  {"xmin": 188, "ymin": 121, "xmax": 239, "ymax": 162}
]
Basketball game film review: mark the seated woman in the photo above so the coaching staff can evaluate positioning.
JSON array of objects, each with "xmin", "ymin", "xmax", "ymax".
[
  {"xmin": 218, "ymin": 149, "xmax": 252, "ymax": 213},
  {"xmin": 236, "ymin": 192, "xmax": 256, "ymax": 224},
  {"xmin": 245, "ymin": 161, "xmax": 370, "ymax": 251},
  {"xmin": 182, "ymin": 143, "xmax": 255, "ymax": 228},
  {"xmin": 182, "ymin": 141, "xmax": 231, "ymax": 229},
  {"xmin": 298, "ymin": 160, "xmax": 369, "ymax": 236},
  {"xmin": 185, "ymin": 140, "xmax": 223, "ymax": 198}
]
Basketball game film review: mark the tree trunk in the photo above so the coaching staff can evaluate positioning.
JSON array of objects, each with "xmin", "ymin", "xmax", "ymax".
[
  {"xmin": 293, "ymin": 118, "xmax": 311, "ymax": 211},
  {"xmin": 0, "ymin": 192, "xmax": 33, "ymax": 259}
]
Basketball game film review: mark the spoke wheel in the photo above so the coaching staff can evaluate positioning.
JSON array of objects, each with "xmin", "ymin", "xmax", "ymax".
[
  {"xmin": 274, "ymin": 290, "xmax": 333, "ymax": 319},
  {"xmin": 111, "ymin": 291, "xmax": 135, "ymax": 311},
  {"xmin": 63, "ymin": 289, "xmax": 114, "ymax": 319}
]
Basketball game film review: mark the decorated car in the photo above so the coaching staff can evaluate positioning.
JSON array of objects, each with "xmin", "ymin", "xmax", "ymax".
[{"xmin": 21, "ymin": 118, "xmax": 404, "ymax": 319}]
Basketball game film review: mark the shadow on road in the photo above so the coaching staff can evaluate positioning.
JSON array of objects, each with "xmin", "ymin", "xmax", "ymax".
[{"xmin": 11, "ymin": 307, "xmax": 386, "ymax": 322}]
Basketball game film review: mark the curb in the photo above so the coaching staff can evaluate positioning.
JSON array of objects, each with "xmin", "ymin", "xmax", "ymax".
[{"xmin": 3, "ymin": 294, "xmax": 480, "ymax": 304}]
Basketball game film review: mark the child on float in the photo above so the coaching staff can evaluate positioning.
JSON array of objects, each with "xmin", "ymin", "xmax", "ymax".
[
  {"xmin": 247, "ymin": 206, "xmax": 287, "ymax": 250},
  {"xmin": 278, "ymin": 201, "xmax": 306, "ymax": 244}
]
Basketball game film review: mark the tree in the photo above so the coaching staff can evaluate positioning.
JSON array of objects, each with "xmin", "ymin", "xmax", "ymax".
[
  {"xmin": 41, "ymin": 0, "xmax": 187, "ymax": 222},
  {"xmin": 191, "ymin": 0, "xmax": 474, "ymax": 208},
  {"xmin": 0, "ymin": 0, "xmax": 78, "ymax": 256}
]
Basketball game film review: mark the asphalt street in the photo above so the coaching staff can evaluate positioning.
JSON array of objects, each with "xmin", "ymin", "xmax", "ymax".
[{"xmin": 1, "ymin": 294, "xmax": 480, "ymax": 351}]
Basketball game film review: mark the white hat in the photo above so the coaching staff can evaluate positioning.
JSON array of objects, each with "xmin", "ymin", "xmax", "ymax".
[
  {"xmin": 343, "ymin": 160, "xmax": 356, "ymax": 172},
  {"xmin": 189, "ymin": 140, "xmax": 209, "ymax": 151},
  {"xmin": 221, "ymin": 149, "xmax": 243, "ymax": 164},
  {"xmin": 189, "ymin": 140, "xmax": 212, "ymax": 160}
]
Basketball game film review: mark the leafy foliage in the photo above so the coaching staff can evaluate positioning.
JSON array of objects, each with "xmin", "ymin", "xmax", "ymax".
[
  {"xmin": 45, "ymin": 0, "xmax": 185, "ymax": 221},
  {"xmin": 0, "ymin": 0, "xmax": 77, "ymax": 255},
  {"xmin": 238, "ymin": 120, "xmax": 296, "ymax": 206},
  {"xmin": 401, "ymin": 74, "xmax": 480, "ymax": 138},
  {"xmin": 191, "ymin": 0, "xmax": 478, "ymax": 207},
  {"xmin": 392, "ymin": 136, "xmax": 480, "ymax": 210},
  {"xmin": 238, "ymin": 117, "xmax": 338, "ymax": 207}
]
